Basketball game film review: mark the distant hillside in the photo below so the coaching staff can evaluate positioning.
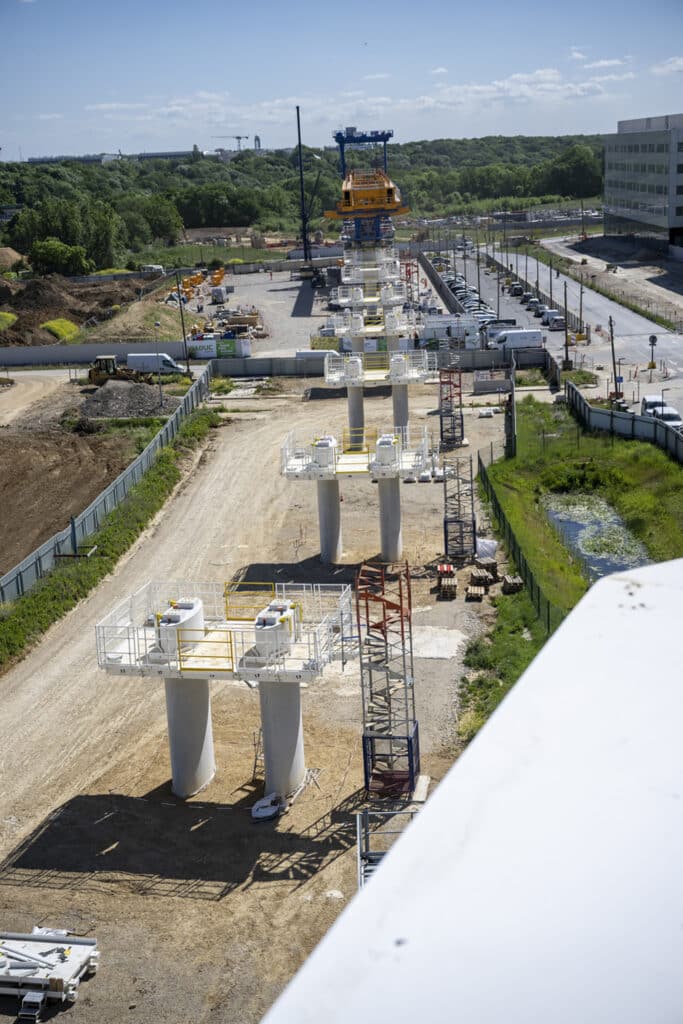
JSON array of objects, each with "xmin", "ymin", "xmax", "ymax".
[{"xmin": 1, "ymin": 134, "xmax": 604, "ymax": 266}]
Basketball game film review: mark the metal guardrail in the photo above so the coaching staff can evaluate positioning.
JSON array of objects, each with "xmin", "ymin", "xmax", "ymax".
[{"xmin": 0, "ymin": 368, "xmax": 212, "ymax": 604}]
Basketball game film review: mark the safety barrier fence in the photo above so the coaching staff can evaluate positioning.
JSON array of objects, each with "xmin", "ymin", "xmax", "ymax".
[
  {"xmin": 0, "ymin": 368, "xmax": 212, "ymax": 604},
  {"xmin": 565, "ymin": 380, "xmax": 683, "ymax": 464},
  {"xmin": 477, "ymin": 451, "xmax": 565, "ymax": 635}
]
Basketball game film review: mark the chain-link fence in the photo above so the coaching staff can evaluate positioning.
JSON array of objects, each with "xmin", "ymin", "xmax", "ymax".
[
  {"xmin": 477, "ymin": 451, "xmax": 565, "ymax": 634},
  {"xmin": 0, "ymin": 367, "xmax": 212, "ymax": 604}
]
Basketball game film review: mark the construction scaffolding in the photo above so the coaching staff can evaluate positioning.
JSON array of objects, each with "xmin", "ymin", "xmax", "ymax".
[
  {"xmin": 356, "ymin": 807, "xmax": 419, "ymax": 887},
  {"xmin": 355, "ymin": 563, "xmax": 420, "ymax": 797},
  {"xmin": 439, "ymin": 368, "xmax": 464, "ymax": 450},
  {"xmin": 443, "ymin": 456, "xmax": 477, "ymax": 563}
]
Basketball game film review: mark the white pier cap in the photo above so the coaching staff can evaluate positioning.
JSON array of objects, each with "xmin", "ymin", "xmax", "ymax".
[{"xmin": 263, "ymin": 560, "xmax": 683, "ymax": 1023}]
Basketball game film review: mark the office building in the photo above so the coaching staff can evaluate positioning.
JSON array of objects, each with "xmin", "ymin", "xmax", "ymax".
[{"xmin": 603, "ymin": 112, "xmax": 683, "ymax": 255}]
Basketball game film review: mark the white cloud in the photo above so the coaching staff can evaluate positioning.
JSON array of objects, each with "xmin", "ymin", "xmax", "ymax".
[
  {"xmin": 584, "ymin": 58, "xmax": 625, "ymax": 68},
  {"xmin": 85, "ymin": 102, "xmax": 147, "ymax": 111},
  {"xmin": 651, "ymin": 56, "xmax": 683, "ymax": 75},
  {"xmin": 363, "ymin": 73, "xmax": 390, "ymax": 80},
  {"xmin": 430, "ymin": 67, "xmax": 448, "ymax": 75},
  {"xmin": 588, "ymin": 72, "xmax": 635, "ymax": 83},
  {"xmin": 36, "ymin": 113, "xmax": 63, "ymax": 120},
  {"xmin": 569, "ymin": 47, "xmax": 586, "ymax": 60}
]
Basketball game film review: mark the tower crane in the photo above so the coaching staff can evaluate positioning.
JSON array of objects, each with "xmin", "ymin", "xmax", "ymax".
[{"xmin": 212, "ymin": 135, "xmax": 249, "ymax": 151}]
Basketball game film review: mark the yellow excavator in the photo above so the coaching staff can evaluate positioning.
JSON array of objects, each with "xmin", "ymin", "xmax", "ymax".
[{"xmin": 87, "ymin": 355, "xmax": 152, "ymax": 386}]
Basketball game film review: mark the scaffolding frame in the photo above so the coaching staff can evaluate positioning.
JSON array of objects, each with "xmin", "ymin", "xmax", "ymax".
[
  {"xmin": 356, "ymin": 806, "xmax": 419, "ymax": 887},
  {"xmin": 443, "ymin": 456, "xmax": 477, "ymax": 563},
  {"xmin": 439, "ymin": 368, "xmax": 464, "ymax": 450},
  {"xmin": 355, "ymin": 563, "xmax": 420, "ymax": 796}
]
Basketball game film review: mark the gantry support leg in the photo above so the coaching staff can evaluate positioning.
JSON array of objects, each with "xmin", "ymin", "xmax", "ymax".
[
  {"xmin": 317, "ymin": 478, "xmax": 342, "ymax": 564},
  {"xmin": 378, "ymin": 476, "xmax": 402, "ymax": 561},
  {"xmin": 258, "ymin": 679, "xmax": 306, "ymax": 797},
  {"xmin": 164, "ymin": 678, "xmax": 216, "ymax": 798}
]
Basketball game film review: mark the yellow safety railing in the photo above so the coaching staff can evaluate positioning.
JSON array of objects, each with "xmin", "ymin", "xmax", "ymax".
[
  {"xmin": 177, "ymin": 627, "xmax": 234, "ymax": 674},
  {"xmin": 342, "ymin": 426, "xmax": 378, "ymax": 454},
  {"xmin": 363, "ymin": 352, "xmax": 390, "ymax": 371},
  {"xmin": 224, "ymin": 581, "xmax": 275, "ymax": 621}
]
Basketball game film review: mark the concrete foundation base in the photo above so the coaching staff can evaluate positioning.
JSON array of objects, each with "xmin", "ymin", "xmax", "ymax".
[
  {"xmin": 259, "ymin": 679, "xmax": 306, "ymax": 798},
  {"xmin": 164, "ymin": 677, "xmax": 216, "ymax": 798},
  {"xmin": 378, "ymin": 476, "xmax": 402, "ymax": 561},
  {"xmin": 317, "ymin": 478, "xmax": 342, "ymax": 563}
]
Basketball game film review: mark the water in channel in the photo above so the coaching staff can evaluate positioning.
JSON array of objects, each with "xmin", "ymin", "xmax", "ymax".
[{"xmin": 543, "ymin": 493, "xmax": 650, "ymax": 582}]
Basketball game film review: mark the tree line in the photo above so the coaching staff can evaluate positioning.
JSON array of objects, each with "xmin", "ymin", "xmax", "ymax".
[{"xmin": 0, "ymin": 134, "xmax": 603, "ymax": 272}]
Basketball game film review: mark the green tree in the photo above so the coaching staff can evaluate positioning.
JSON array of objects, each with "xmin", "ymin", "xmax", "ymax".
[{"xmin": 30, "ymin": 238, "xmax": 94, "ymax": 275}]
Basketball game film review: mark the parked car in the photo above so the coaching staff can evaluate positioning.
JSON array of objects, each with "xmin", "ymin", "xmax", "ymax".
[
  {"xmin": 541, "ymin": 309, "xmax": 561, "ymax": 325},
  {"xmin": 509, "ymin": 283, "xmax": 524, "ymax": 296},
  {"xmin": 652, "ymin": 406, "xmax": 683, "ymax": 431},
  {"xmin": 534, "ymin": 304, "xmax": 550, "ymax": 319},
  {"xmin": 520, "ymin": 292, "xmax": 533, "ymax": 304},
  {"xmin": 641, "ymin": 395, "xmax": 666, "ymax": 417},
  {"xmin": 548, "ymin": 316, "xmax": 566, "ymax": 331}
]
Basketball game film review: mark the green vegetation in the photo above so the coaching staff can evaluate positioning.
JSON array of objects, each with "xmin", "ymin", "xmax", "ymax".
[
  {"xmin": 40, "ymin": 317, "xmax": 80, "ymax": 342},
  {"xmin": 0, "ymin": 135, "xmax": 604, "ymax": 271},
  {"xmin": 562, "ymin": 368, "xmax": 598, "ymax": 387},
  {"xmin": 30, "ymin": 237, "xmax": 94, "ymax": 275},
  {"xmin": 0, "ymin": 312, "xmax": 18, "ymax": 332},
  {"xmin": 457, "ymin": 590, "xmax": 548, "ymax": 743},
  {"xmin": 0, "ymin": 408, "xmax": 220, "ymax": 670},
  {"xmin": 515, "ymin": 368, "xmax": 547, "ymax": 388},
  {"xmin": 210, "ymin": 376, "xmax": 235, "ymax": 395},
  {"xmin": 486, "ymin": 397, "xmax": 683, "ymax": 612},
  {"xmin": 135, "ymin": 244, "xmax": 286, "ymax": 269}
]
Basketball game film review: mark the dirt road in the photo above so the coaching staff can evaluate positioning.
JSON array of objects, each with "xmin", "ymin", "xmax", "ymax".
[
  {"xmin": 0, "ymin": 380, "xmax": 502, "ymax": 1023},
  {"xmin": 0, "ymin": 370, "xmax": 68, "ymax": 426}
]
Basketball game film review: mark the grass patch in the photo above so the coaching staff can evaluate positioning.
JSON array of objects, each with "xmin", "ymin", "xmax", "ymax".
[
  {"xmin": 40, "ymin": 318, "xmax": 81, "ymax": 342},
  {"xmin": 0, "ymin": 407, "xmax": 220, "ymax": 670},
  {"xmin": 210, "ymin": 376, "xmax": 235, "ymax": 395},
  {"xmin": 562, "ymin": 368, "xmax": 598, "ymax": 387},
  {"xmin": 131, "ymin": 244, "xmax": 287, "ymax": 269},
  {"xmin": 0, "ymin": 312, "xmax": 18, "ymax": 332},
  {"xmin": 515, "ymin": 368, "xmax": 547, "ymax": 388},
  {"xmin": 485, "ymin": 396, "xmax": 683, "ymax": 612},
  {"xmin": 458, "ymin": 590, "xmax": 547, "ymax": 744}
]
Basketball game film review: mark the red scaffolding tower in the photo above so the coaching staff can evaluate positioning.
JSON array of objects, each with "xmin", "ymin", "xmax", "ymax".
[
  {"xmin": 355, "ymin": 563, "xmax": 420, "ymax": 796},
  {"xmin": 439, "ymin": 367, "xmax": 464, "ymax": 450}
]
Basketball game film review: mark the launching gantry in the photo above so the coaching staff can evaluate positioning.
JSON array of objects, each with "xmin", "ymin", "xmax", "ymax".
[
  {"xmin": 321, "ymin": 165, "xmax": 433, "ymax": 431},
  {"xmin": 95, "ymin": 580, "xmax": 354, "ymax": 814},
  {"xmin": 281, "ymin": 427, "xmax": 430, "ymax": 564}
]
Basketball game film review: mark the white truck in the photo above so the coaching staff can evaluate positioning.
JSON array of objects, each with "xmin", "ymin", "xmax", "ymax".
[
  {"xmin": 127, "ymin": 352, "xmax": 186, "ymax": 375},
  {"xmin": 488, "ymin": 328, "xmax": 544, "ymax": 350}
]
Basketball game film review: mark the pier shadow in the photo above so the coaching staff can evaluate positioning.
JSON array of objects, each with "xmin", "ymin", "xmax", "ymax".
[
  {"xmin": 233, "ymin": 557, "xmax": 361, "ymax": 587},
  {"xmin": 304, "ymin": 385, "xmax": 393, "ymax": 402},
  {"xmin": 0, "ymin": 786, "xmax": 366, "ymax": 904},
  {"xmin": 291, "ymin": 282, "xmax": 315, "ymax": 318}
]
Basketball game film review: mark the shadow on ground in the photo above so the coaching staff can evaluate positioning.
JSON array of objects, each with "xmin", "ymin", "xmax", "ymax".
[{"xmin": 0, "ymin": 785, "xmax": 367, "ymax": 903}]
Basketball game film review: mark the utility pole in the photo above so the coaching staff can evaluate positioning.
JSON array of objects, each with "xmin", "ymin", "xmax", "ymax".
[
  {"xmin": 579, "ymin": 277, "xmax": 584, "ymax": 335},
  {"xmin": 296, "ymin": 105, "xmax": 310, "ymax": 266},
  {"xmin": 524, "ymin": 249, "xmax": 528, "ymax": 287},
  {"xmin": 535, "ymin": 254, "xmax": 540, "ymax": 297},
  {"xmin": 476, "ymin": 240, "xmax": 481, "ymax": 295},
  {"xmin": 563, "ymin": 281, "xmax": 572, "ymax": 370},
  {"xmin": 609, "ymin": 315, "xmax": 619, "ymax": 404},
  {"xmin": 497, "ymin": 267, "xmax": 501, "ymax": 319},
  {"xmin": 175, "ymin": 270, "xmax": 190, "ymax": 374},
  {"xmin": 549, "ymin": 258, "xmax": 553, "ymax": 308}
]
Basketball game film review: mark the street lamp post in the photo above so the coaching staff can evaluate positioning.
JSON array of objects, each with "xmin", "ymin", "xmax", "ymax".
[
  {"xmin": 154, "ymin": 320, "xmax": 163, "ymax": 409},
  {"xmin": 661, "ymin": 387, "xmax": 669, "ymax": 415}
]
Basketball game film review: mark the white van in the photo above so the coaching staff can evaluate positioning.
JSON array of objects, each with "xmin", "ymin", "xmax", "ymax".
[
  {"xmin": 548, "ymin": 316, "xmax": 566, "ymax": 331},
  {"xmin": 127, "ymin": 352, "xmax": 185, "ymax": 375},
  {"xmin": 641, "ymin": 395, "xmax": 666, "ymax": 417},
  {"xmin": 490, "ymin": 328, "xmax": 544, "ymax": 350}
]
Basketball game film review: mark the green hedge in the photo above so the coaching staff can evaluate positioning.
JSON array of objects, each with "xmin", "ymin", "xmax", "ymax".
[{"xmin": 0, "ymin": 408, "xmax": 219, "ymax": 669}]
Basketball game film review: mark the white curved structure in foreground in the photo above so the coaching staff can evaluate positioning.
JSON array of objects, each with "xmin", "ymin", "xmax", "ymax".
[{"xmin": 264, "ymin": 559, "xmax": 683, "ymax": 1023}]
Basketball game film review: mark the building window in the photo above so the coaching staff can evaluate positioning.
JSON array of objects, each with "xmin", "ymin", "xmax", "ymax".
[
  {"xmin": 677, "ymin": 207, "xmax": 683, "ymax": 216},
  {"xmin": 677, "ymin": 185, "xmax": 683, "ymax": 195}
]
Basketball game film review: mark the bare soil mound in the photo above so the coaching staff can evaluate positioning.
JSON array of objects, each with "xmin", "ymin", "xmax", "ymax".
[
  {"xmin": 82, "ymin": 380, "xmax": 182, "ymax": 418},
  {"xmin": 0, "ymin": 274, "xmax": 150, "ymax": 347},
  {"xmin": 0, "ymin": 431, "xmax": 133, "ymax": 574},
  {"xmin": 0, "ymin": 247, "xmax": 22, "ymax": 270}
]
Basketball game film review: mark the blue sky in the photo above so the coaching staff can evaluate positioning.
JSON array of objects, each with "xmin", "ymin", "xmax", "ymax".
[{"xmin": 2, "ymin": 0, "xmax": 683, "ymax": 160}]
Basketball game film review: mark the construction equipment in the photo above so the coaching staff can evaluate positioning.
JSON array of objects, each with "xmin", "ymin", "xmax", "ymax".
[{"xmin": 87, "ymin": 355, "xmax": 152, "ymax": 386}]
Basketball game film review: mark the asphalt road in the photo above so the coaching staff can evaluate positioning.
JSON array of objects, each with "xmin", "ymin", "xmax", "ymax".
[{"xmin": 454, "ymin": 251, "xmax": 683, "ymax": 412}]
